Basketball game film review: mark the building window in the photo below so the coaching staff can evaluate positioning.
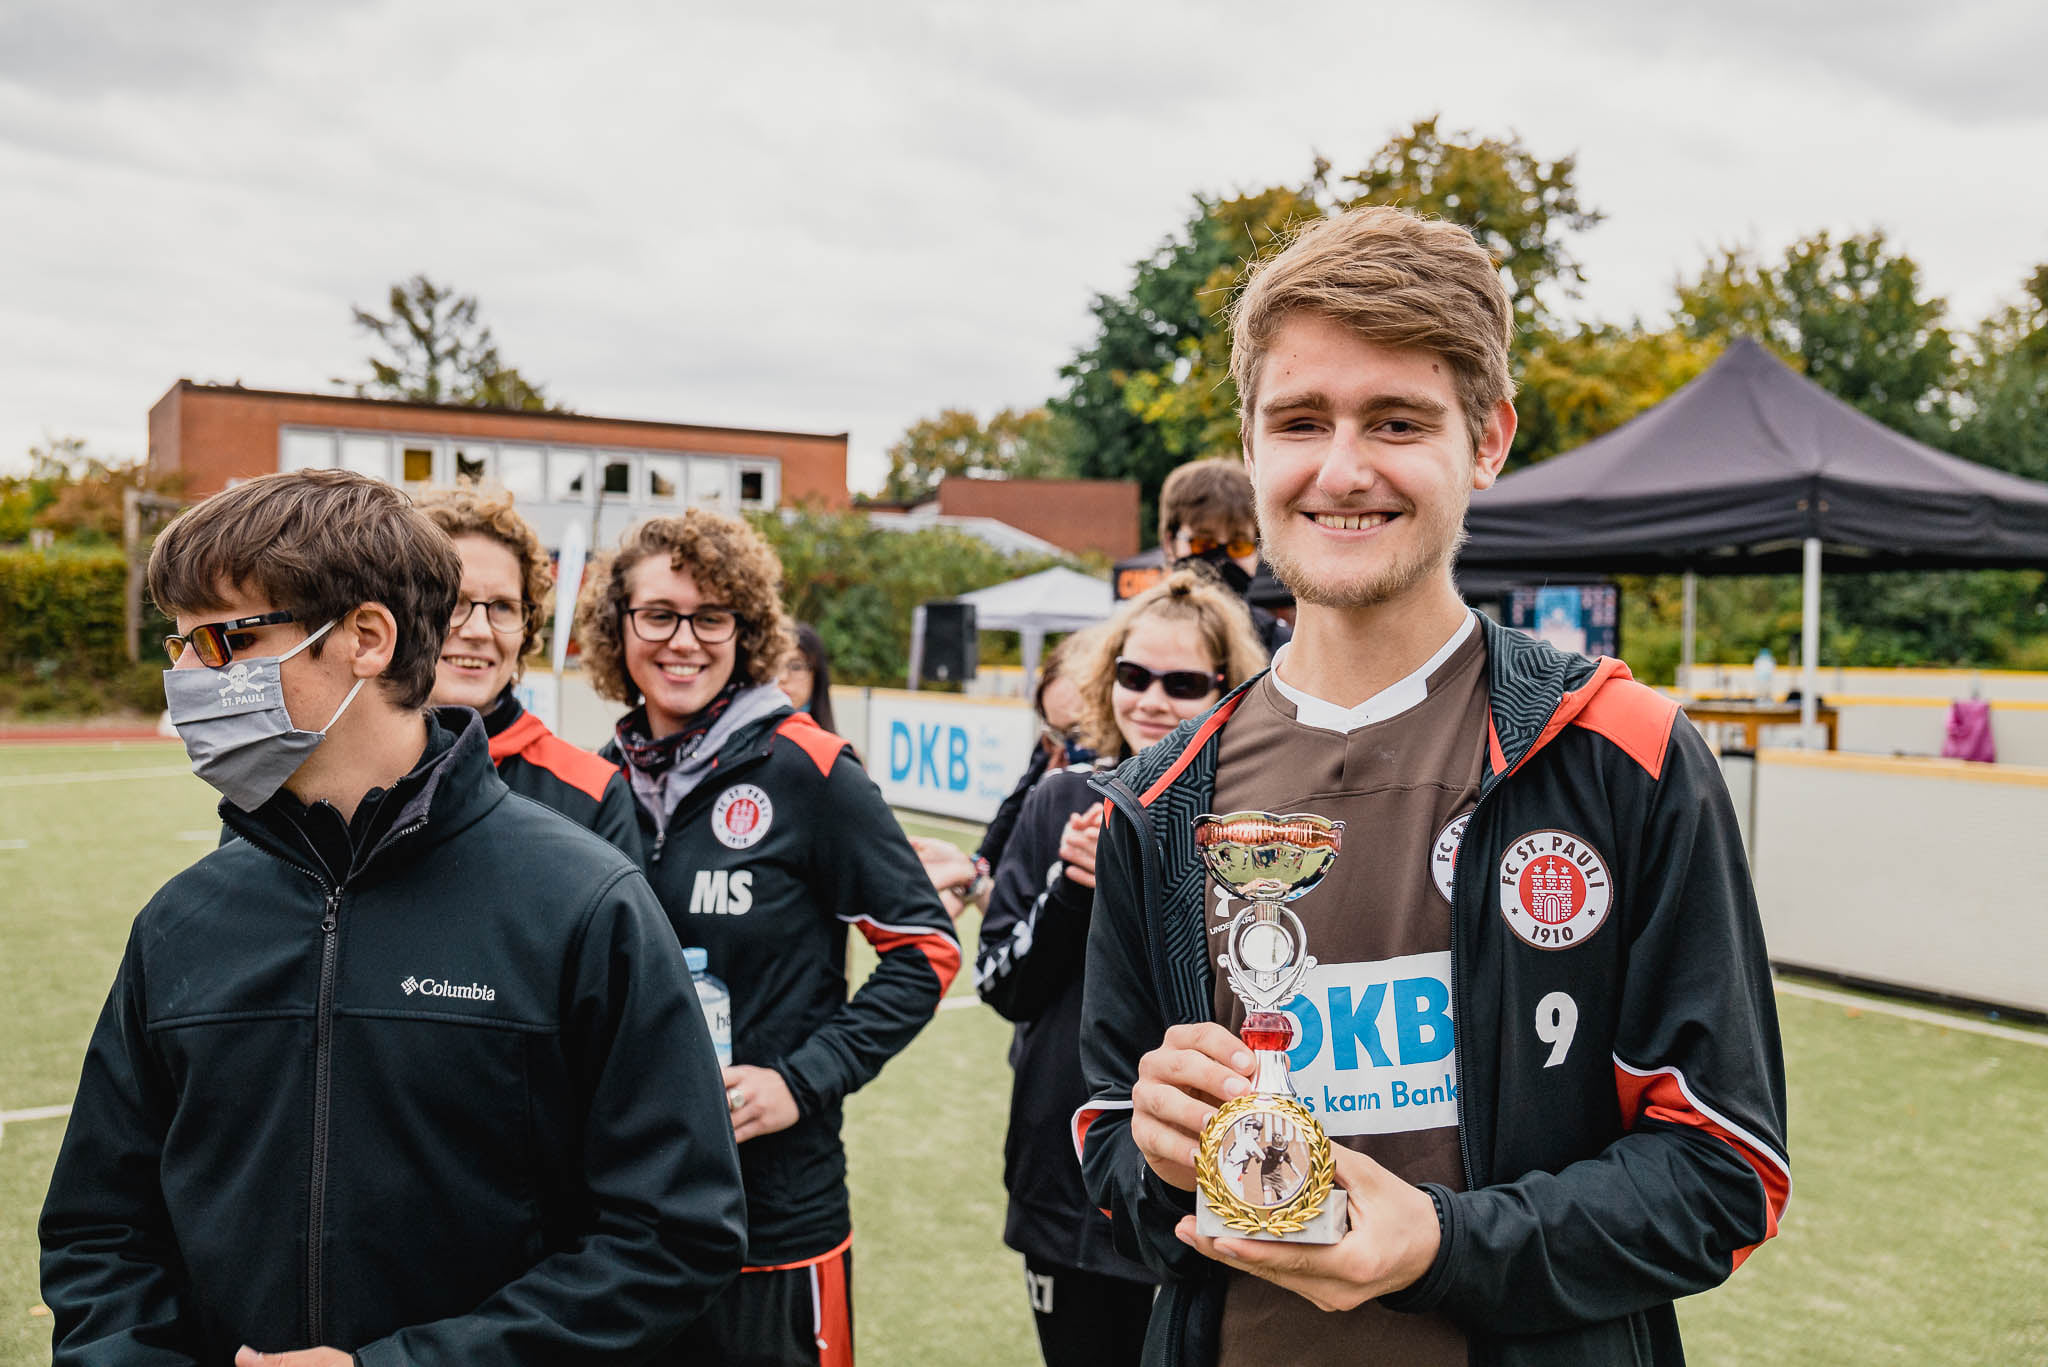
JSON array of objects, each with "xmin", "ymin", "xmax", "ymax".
[
  {"xmin": 689, "ymin": 458, "xmax": 731, "ymax": 509},
  {"xmin": 645, "ymin": 454, "xmax": 682, "ymax": 501},
  {"xmin": 602, "ymin": 456, "xmax": 633, "ymax": 497},
  {"xmin": 280, "ymin": 430, "xmax": 334, "ymax": 472},
  {"xmin": 499, "ymin": 445, "xmax": 543, "ymax": 502},
  {"xmin": 549, "ymin": 450, "xmax": 591, "ymax": 503},
  {"xmin": 401, "ymin": 445, "xmax": 435, "ymax": 484},
  {"xmin": 341, "ymin": 435, "xmax": 389, "ymax": 480},
  {"xmin": 454, "ymin": 446, "xmax": 489, "ymax": 483},
  {"xmin": 737, "ymin": 462, "xmax": 778, "ymax": 509}
]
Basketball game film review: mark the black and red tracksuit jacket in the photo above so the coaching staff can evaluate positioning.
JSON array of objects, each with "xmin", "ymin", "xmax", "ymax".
[
  {"xmin": 483, "ymin": 693, "xmax": 643, "ymax": 860},
  {"xmin": 1074, "ymin": 617, "xmax": 1790, "ymax": 1366},
  {"xmin": 607, "ymin": 707, "xmax": 962, "ymax": 1269}
]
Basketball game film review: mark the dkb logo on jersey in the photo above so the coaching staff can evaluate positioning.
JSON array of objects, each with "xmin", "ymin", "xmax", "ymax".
[
  {"xmin": 711, "ymin": 784, "xmax": 773, "ymax": 849},
  {"xmin": 1272, "ymin": 950, "xmax": 1459, "ymax": 1138},
  {"xmin": 1498, "ymin": 828, "xmax": 1612, "ymax": 950}
]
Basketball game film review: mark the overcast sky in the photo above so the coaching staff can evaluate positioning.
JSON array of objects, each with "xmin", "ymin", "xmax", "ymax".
[{"xmin": 3, "ymin": 0, "xmax": 2044, "ymax": 491}]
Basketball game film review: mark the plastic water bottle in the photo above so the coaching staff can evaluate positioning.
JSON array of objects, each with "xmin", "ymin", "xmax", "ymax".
[
  {"xmin": 682, "ymin": 946, "xmax": 733, "ymax": 1067},
  {"xmin": 1752, "ymin": 648, "xmax": 1775, "ymax": 703}
]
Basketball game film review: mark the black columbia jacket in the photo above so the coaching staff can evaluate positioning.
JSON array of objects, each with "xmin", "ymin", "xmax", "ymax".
[
  {"xmin": 40, "ymin": 711, "xmax": 747, "ymax": 1365},
  {"xmin": 977, "ymin": 760, "xmax": 1153, "ymax": 1283},
  {"xmin": 484, "ymin": 689, "xmax": 643, "ymax": 859},
  {"xmin": 608, "ymin": 707, "xmax": 962, "ymax": 1267},
  {"xmin": 1075, "ymin": 619, "xmax": 1790, "ymax": 1366}
]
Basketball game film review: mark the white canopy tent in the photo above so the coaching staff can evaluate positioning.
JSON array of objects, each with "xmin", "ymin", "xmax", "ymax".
[{"xmin": 909, "ymin": 566, "xmax": 1114, "ymax": 692}]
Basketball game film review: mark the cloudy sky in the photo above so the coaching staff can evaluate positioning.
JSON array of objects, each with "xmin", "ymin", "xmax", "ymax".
[{"xmin": 3, "ymin": 0, "xmax": 2044, "ymax": 490}]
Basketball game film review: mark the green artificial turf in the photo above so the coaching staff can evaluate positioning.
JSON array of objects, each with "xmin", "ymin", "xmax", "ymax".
[{"xmin": 3, "ymin": 743, "xmax": 2045, "ymax": 1364}]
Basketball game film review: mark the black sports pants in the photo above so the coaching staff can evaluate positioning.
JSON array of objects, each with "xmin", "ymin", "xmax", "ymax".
[{"xmin": 1023, "ymin": 1254, "xmax": 1153, "ymax": 1367}]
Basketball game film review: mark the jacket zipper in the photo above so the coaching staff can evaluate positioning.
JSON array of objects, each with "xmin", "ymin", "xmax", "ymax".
[
  {"xmin": 300, "ymin": 815, "xmax": 426, "ymax": 1346},
  {"xmin": 1447, "ymin": 695, "xmax": 1569, "ymax": 1197},
  {"xmin": 306, "ymin": 886, "xmax": 341, "ymax": 1345},
  {"xmin": 1092, "ymin": 773, "xmax": 1186, "ymax": 1367}
]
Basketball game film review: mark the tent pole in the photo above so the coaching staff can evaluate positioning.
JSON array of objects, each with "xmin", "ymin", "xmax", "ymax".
[
  {"xmin": 1800, "ymin": 538, "xmax": 1820, "ymax": 739},
  {"xmin": 1680, "ymin": 570, "xmax": 1697, "ymax": 695},
  {"xmin": 1021, "ymin": 628, "xmax": 1043, "ymax": 699}
]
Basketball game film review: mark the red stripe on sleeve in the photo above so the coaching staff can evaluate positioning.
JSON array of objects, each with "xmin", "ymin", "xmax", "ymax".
[
  {"xmin": 1615, "ymin": 1061, "xmax": 1790, "ymax": 1270},
  {"xmin": 1139, "ymin": 692, "xmax": 1248, "ymax": 805},
  {"xmin": 859, "ymin": 922, "xmax": 962, "ymax": 997}
]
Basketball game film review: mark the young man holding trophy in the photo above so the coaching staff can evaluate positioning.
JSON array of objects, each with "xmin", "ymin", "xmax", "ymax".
[{"xmin": 1074, "ymin": 207, "xmax": 1790, "ymax": 1365}]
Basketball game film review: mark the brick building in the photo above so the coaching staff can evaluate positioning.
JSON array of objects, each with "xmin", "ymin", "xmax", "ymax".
[
  {"xmin": 146, "ymin": 381, "xmax": 850, "ymax": 551},
  {"xmin": 928, "ymin": 476, "xmax": 1139, "ymax": 559}
]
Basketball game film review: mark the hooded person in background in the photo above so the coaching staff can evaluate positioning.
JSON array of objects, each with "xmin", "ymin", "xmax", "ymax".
[
  {"xmin": 417, "ymin": 485, "xmax": 641, "ymax": 858},
  {"xmin": 1157, "ymin": 458, "xmax": 1291, "ymax": 655},
  {"xmin": 40, "ymin": 469, "xmax": 745, "ymax": 1366}
]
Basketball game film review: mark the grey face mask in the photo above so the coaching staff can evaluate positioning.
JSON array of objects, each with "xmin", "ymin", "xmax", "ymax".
[{"xmin": 163, "ymin": 619, "xmax": 366, "ymax": 812}]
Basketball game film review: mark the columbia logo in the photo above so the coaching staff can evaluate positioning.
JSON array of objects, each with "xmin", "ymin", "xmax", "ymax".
[{"xmin": 398, "ymin": 974, "xmax": 498, "ymax": 1002}]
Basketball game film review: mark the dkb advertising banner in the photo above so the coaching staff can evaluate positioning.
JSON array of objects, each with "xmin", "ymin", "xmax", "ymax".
[{"xmin": 865, "ymin": 691, "xmax": 1038, "ymax": 822}]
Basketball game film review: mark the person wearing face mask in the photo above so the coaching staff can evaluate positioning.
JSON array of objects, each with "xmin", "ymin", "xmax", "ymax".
[
  {"xmin": 39, "ymin": 470, "xmax": 746, "ymax": 1367},
  {"xmin": 1158, "ymin": 458, "xmax": 1292, "ymax": 656},
  {"xmin": 416, "ymin": 486, "xmax": 640, "ymax": 857},
  {"xmin": 576, "ymin": 509, "xmax": 961, "ymax": 1367},
  {"xmin": 975, "ymin": 571, "xmax": 1268, "ymax": 1367}
]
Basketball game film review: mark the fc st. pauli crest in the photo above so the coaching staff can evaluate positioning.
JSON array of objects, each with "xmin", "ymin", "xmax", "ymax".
[{"xmin": 1498, "ymin": 828, "xmax": 1612, "ymax": 950}]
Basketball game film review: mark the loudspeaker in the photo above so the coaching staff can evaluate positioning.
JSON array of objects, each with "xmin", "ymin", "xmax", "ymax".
[{"xmin": 921, "ymin": 602, "xmax": 978, "ymax": 684}]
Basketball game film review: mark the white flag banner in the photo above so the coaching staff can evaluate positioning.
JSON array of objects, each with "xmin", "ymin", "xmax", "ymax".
[{"xmin": 551, "ymin": 519, "xmax": 589, "ymax": 679}]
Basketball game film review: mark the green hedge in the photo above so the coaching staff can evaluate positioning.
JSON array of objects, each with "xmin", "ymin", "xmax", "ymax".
[{"xmin": 0, "ymin": 546, "xmax": 170, "ymax": 715}]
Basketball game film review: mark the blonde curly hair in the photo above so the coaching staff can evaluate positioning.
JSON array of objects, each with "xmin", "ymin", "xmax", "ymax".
[
  {"xmin": 574, "ymin": 510, "xmax": 795, "ymax": 706},
  {"xmin": 414, "ymin": 485, "xmax": 553, "ymax": 674},
  {"xmin": 1072, "ymin": 568, "xmax": 1270, "ymax": 758}
]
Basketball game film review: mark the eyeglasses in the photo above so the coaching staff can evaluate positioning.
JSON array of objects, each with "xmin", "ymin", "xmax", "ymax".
[
  {"xmin": 162, "ymin": 611, "xmax": 298, "ymax": 668},
  {"xmin": 1113, "ymin": 657, "xmax": 1223, "ymax": 701},
  {"xmin": 1184, "ymin": 533, "xmax": 1258, "ymax": 560},
  {"xmin": 622, "ymin": 605, "xmax": 741, "ymax": 646},
  {"xmin": 451, "ymin": 599, "xmax": 526, "ymax": 634}
]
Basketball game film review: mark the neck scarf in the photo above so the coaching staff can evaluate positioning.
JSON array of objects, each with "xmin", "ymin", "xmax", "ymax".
[{"xmin": 614, "ymin": 677, "xmax": 749, "ymax": 776}]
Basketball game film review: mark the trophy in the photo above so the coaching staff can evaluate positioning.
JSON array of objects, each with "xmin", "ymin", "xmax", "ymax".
[{"xmin": 1192, "ymin": 811, "xmax": 1348, "ymax": 1243}]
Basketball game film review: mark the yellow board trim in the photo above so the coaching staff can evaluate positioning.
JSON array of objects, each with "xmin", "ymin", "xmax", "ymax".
[
  {"xmin": 1676, "ymin": 692, "xmax": 2048, "ymax": 712},
  {"xmin": 1757, "ymin": 748, "xmax": 2048, "ymax": 788}
]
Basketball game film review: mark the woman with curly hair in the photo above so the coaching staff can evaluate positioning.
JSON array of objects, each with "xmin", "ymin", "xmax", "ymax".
[
  {"xmin": 575, "ymin": 508, "xmax": 961, "ymax": 1367},
  {"xmin": 417, "ymin": 485, "xmax": 640, "ymax": 856},
  {"xmin": 974, "ymin": 569, "xmax": 1268, "ymax": 1367}
]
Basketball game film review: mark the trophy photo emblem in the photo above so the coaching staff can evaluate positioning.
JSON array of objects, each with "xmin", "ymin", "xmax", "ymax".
[{"xmin": 1191, "ymin": 811, "xmax": 1349, "ymax": 1243}]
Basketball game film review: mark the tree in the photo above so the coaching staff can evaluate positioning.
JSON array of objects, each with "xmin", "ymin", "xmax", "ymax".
[
  {"xmin": 1340, "ymin": 115, "xmax": 1605, "ymax": 329},
  {"xmin": 1674, "ymin": 231, "xmax": 1954, "ymax": 441},
  {"xmin": 0, "ymin": 438, "xmax": 181, "ymax": 546},
  {"xmin": 1511, "ymin": 324, "xmax": 1717, "ymax": 468},
  {"xmin": 1053, "ymin": 120, "xmax": 1604, "ymax": 538},
  {"xmin": 880, "ymin": 407, "xmax": 1078, "ymax": 505},
  {"xmin": 343, "ymin": 275, "xmax": 565, "ymax": 411},
  {"xmin": 1949, "ymin": 263, "xmax": 2048, "ymax": 481}
]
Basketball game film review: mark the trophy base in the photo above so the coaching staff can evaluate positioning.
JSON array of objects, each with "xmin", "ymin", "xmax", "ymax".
[{"xmin": 1196, "ymin": 1186, "xmax": 1349, "ymax": 1244}]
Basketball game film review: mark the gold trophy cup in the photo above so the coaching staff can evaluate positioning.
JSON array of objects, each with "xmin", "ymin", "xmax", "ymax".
[{"xmin": 1191, "ymin": 811, "xmax": 1348, "ymax": 1243}]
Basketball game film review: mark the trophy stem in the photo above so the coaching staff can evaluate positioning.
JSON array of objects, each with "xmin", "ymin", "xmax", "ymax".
[{"xmin": 1240, "ymin": 1010, "xmax": 1297, "ymax": 1096}]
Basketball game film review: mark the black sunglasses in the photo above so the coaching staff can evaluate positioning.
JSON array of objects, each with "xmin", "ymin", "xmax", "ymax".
[
  {"xmin": 1113, "ymin": 657, "xmax": 1223, "ymax": 701},
  {"xmin": 163, "ymin": 611, "xmax": 298, "ymax": 668}
]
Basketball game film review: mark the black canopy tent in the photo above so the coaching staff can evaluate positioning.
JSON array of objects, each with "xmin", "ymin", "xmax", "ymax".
[{"xmin": 1459, "ymin": 337, "xmax": 2048, "ymax": 729}]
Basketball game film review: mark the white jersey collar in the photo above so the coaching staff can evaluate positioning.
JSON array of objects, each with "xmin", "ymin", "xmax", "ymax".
[{"xmin": 1268, "ymin": 610, "xmax": 1476, "ymax": 735}]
